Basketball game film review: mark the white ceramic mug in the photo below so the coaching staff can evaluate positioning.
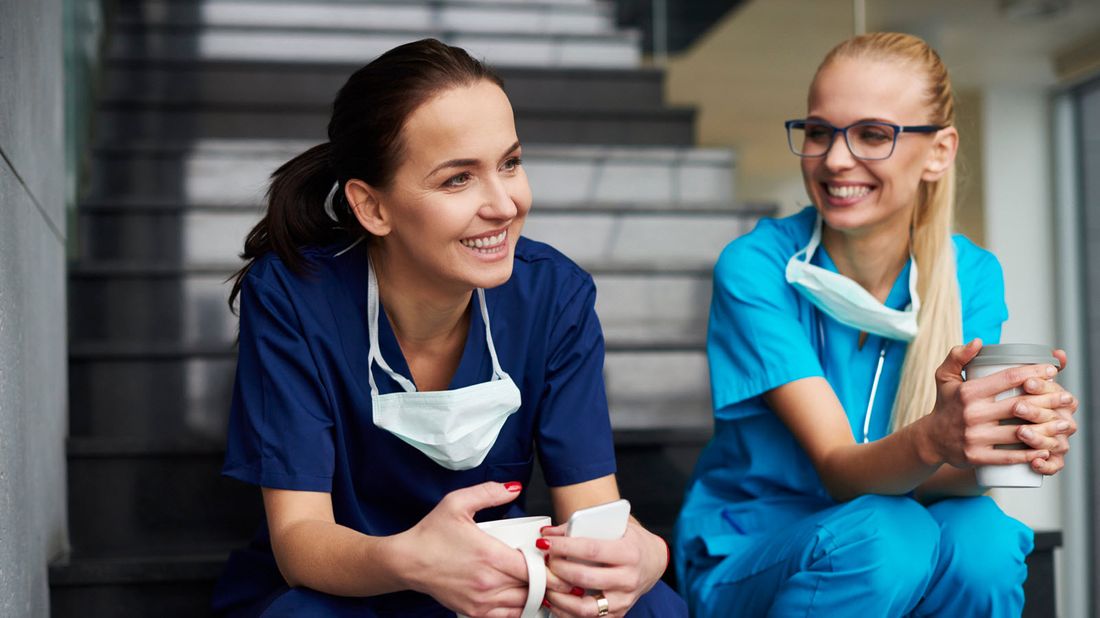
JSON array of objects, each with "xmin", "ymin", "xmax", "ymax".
[
  {"xmin": 964, "ymin": 344, "xmax": 1060, "ymax": 488},
  {"xmin": 458, "ymin": 515, "xmax": 551, "ymax": 618}
]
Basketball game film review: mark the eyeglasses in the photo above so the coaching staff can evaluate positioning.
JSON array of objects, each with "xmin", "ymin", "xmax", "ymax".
[{"xmin": 784, "ymin": 119, "xmax": 943, "ymax": 161}]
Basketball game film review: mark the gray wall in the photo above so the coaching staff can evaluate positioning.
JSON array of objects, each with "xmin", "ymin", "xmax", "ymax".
[
  {"xmin": 1080, "ymin": 75, "xmax": 1100, "ymax": 618},
  {"xmin": 0, "ymin": 0, "xmax": 69, "ymax": 615}
]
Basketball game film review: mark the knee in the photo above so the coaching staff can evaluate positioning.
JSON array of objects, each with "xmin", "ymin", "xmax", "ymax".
[
  {"xmin": 821, "ymin": 495, "xmax": 939, "ymax": 589},
  {"xmin": 626, "ymin": 580, "xmax": 689, "ymax": 617},
  {"xmin": 931, "ymin": 497, "xmax": 1033, "ymax": 591}
]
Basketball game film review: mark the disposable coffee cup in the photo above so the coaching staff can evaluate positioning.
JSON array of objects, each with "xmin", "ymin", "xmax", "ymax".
[
  {"xmin": 458, "ymin": 515, "xmax": 551, "ymax": 618},
  {"xmin": 964, "ymin": 344, "xmax": 1060, "ymax": 488}
]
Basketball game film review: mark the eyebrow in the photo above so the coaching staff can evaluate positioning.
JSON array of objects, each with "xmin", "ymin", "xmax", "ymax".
[{"xmin": 424, "ymin": 141, "xmax": 522, "ymax": 179}]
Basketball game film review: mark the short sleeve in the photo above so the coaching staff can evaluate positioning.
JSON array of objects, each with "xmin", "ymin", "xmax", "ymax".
[
  {"xmin": 955, "ymin": 236, "xmax": 1009, "ymax": 345},
  {"xmin": 708, "ymin": 227, "xmax": 824, "ymax": 418},
  {"xmin": 222, "ymin": 270, "xmax": 335, "ymax": 492},
  {"xmin": 535, "ymin": 274, "xmax": 617, "ymax": 487}
]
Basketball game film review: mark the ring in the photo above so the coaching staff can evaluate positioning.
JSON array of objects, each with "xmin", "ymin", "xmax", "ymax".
[{"xmin": 594, "ymin": 591, "xmax": 609, "ymax": 617}]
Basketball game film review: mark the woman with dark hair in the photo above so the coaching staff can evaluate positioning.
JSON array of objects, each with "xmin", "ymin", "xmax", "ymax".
[{"xmin": 210, "ymin": 39, "xmax": 686, "ymax": 617}]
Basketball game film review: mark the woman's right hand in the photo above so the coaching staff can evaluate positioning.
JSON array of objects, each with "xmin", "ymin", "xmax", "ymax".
[
  {"xmin": 394, "ymin": 481, "xmax": 533, "ymax": 617},
  {"xmin": 925, "ymin": 339, "xmax": 1066, "ymax": 469}
]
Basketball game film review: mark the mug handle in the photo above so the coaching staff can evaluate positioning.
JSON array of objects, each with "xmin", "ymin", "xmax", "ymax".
[{"xmin": 519, "ymin": 547, "xmax": 547, "ymax": 618}]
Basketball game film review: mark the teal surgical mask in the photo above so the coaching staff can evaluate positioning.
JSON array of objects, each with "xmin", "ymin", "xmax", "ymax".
[
  {"xmin": 367, "ymin": 258, "xmax": 521, "ymax": 470},
  {"xmin": 785, "ymin": 215, "xmax": 920, "ymax": 342}
]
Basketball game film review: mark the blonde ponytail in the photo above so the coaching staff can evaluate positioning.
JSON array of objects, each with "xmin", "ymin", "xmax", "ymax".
[{"xmin": 818, "ymin": 33, "xmax": 962, "ymax": 431}]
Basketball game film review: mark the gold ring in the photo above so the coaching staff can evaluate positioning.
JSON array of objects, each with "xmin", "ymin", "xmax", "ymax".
[{"xmin": 594, "ymin": 591, "xmax": 609, "ymax": 617}]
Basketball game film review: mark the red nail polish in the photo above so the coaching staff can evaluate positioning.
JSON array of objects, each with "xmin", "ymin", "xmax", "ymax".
[
  {"xmin": 570, "ymin": 586, "xmax": 585, "ymax": 597},
  {"xmin": 504, "ymin": 481, "xmax": 522, "ymax": 492},
  {"xmin": 536, "ymin": 538, "xmax": 551, "ymax": 551},
  {"xmin": 542, "ymin": 599, "xmax": 552, "ymax": 609}
]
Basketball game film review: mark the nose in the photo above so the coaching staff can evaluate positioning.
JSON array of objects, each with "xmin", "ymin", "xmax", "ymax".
[
  {"xmin": 480, "ymin": 176, "xmax": 518, "ymax": 220},
  {"xmin": 823, "ymin": 130, "xmax": 857, "ymax": 172}
]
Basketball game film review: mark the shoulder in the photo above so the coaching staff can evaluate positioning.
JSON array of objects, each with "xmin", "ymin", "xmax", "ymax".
[
  {"xmin": 715, "ymin": 207, "xmax": 816, "ymax": 282},
  {"xmin": 951, "ymin": 234, "xmax": 1004, "ymax": 286},
  {"xmin": 508, "ymin": 236, "xmax": 595, "ymax": 301}
]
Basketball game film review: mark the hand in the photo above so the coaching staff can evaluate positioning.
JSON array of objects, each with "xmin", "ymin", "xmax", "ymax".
[
  {"xmin": 925, "ymin": 339, "xmax": 1057, "ymax": 469},
  {"xmin": 395, "ymin": 481, "xmax": 531, "ymax": 617},
  {"xmin": 1010, "ymin": 349, "xmax": 1078, "ymax": 475},
  {"xmin": 537, "ymin": 520, "xmax": 667, "ymax": 617}
]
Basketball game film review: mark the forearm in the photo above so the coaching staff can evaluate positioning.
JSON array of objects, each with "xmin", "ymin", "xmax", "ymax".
[
  {"xmin": 817, "ymin": 416, "xmax": 943, "ymax": 501},
  {"xmin": 272, "ymin": 518, "xmax": 411, "ymax": 597}
]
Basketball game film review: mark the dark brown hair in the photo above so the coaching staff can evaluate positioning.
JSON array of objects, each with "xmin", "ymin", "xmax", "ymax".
[{"xmin": 228, "ymin": 38, "xmax": 503, "ymax": 309}]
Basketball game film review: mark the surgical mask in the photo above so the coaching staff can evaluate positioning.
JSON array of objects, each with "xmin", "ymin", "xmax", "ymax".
[
  {"xmin": 786, "ymin": 214, "xmax": 920, "ymax": 341},
  {"xmin": 366, "ymin": 256, "xmax": 521, "ymax": 471}
]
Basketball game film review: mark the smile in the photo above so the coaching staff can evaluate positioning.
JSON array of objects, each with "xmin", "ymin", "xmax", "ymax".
[
  {"xmin": 460, "ymin": 230, "xmax": 508, "ymax": 253},
  {"xmin": 826, "ymin": 184, "xmax": 872, "ymax": 199}
]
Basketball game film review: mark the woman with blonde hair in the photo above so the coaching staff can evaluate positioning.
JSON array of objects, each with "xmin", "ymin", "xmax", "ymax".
[{"xmin": 673, "ymin": 32, "xmax": 1078, "ymax": 616}]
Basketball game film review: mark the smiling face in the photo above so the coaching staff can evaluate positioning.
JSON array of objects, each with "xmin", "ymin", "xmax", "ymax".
[
  {"xmin": 351, "ymin": 80, "xmax": 531, "ymax": 295},
  {"xmin": 802, "ymin": 56, "xmax": 954, "ymax": 238}
]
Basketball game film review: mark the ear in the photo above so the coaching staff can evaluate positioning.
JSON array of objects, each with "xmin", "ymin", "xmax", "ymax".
[
  {"xmin": 921, "ymin": 126, "xmax": 959, "ymax": 182},
  {"xmin": 344, "ymin": 179, "xmax": 391, "ymax": 236}
]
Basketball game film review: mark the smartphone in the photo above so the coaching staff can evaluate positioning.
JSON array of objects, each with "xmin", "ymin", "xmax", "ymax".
[{"xmin": 566, "ymin": 499, "xmax": 631, "ymax": 540}]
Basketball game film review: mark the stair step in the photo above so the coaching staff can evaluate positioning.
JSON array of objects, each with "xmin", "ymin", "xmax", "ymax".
[
  {"xmin": 73, "ymin": 207, "xmax": 752, "ymax": 269},
  {"xmin": 94, "ymin": 103, "xmax": 695, "ymax": 145},
  {"xmin": 115, "ymin": 0, "xmax": 616, "ymax": 35},
  {"xmin": 87, "ymin": 141, "xmax": 736, "ymax": 207},
  {"xmin": 49, "ymin": 553, "xmax": 225, "ymax": 618},
  {"xmin": 66, "ymin": 349, "xmax": 711, "ymax": 440},
  {"xmin": 108, "ymin": 22, "xmax": 641, "ymax": 68},
  {"xmin": 65, "ymin": 438, "xmax": 262, "ymax": 557},
  {"xmin": 101, "ymin": 61, "xmax": 669, "ymax": 112}
]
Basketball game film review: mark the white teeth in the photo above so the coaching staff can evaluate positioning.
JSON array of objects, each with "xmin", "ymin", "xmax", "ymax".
[
  {"xmin": 827, "ymin": 185, "xmax": 872, "ymax": 199},
  {"xmin": 461, "ymin": 231, "xmax": 507, "ymax": 250}
]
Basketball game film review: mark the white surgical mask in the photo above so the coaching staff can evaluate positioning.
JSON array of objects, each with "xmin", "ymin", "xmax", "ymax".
[
  {"xmin": 786, "ymin": 214, "xmax": 920, "ymax": 342},
  {"xmin": 367, "ymin": 257, "xmax": 521, "ymax": 470}
]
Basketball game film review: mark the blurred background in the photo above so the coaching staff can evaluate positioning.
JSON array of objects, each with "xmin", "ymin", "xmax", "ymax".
[{"xmin": 1, "ymin": 0, "xmax": 1097, "ymax": 615}]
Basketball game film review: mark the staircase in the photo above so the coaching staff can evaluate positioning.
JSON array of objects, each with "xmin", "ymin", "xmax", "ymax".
[{"xmin": 51, "ymin": 0, "xmax": 766, "ymax": 614}]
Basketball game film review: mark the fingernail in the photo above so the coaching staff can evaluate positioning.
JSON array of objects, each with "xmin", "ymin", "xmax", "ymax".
[
  {"xmin": 1025, "ymin": 379, "xmax": 1041, "ymax": 391},
  {"xmin": 542, "ymin": 599, "xmax": 552, "ymax": 609},
  {"xmin": 1020, "ymin": 428, "xmax": 1035, "ymax": 439},
  {"xmin": 1060, "ymin": 393, "xmax": 1073, "ymax": 404},
  {"xmin": 1015, "ymin": 403, "xmax": 1030, "ymax": 415},
  {"xmin": 570, "ymin": 586, "xmax": 585, "ymax": 597},
  {"xmin": 1046, "ymin": 365, "xmax": 1058, "ymax": 377},
  {"xmin": 504, "ymin": 481, "xmax": 522, "ymax": 492},
  {"xmin": 536, "ymin": 538, "xmax": 551, "ymax": 551},
  {"xmin": 1056, "ymin": 421, "xmax": 1071, "ymax": 431},
  {"xmin": 540, "ymin": 525, "xmax": 553, "ymax": 535}
]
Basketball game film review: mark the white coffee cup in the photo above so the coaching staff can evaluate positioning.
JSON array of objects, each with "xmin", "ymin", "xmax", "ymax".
[
  {"xmin": 458, "ymin": 515, "xmax": 551, "ymax": 618},
  {"xmin": 964, "ymin": 344, "xmax": 1060, "ymax": 488}
]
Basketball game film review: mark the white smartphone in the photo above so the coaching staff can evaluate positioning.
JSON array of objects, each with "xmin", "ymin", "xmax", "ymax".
[{"xmin": 565, "ymin": 499, "xmax": 631, "ymax": 540}]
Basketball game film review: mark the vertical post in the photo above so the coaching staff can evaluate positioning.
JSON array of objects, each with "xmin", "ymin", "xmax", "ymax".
[
  {"xmin": 853, "ymin": 0, "xmax": 866, "ymax": 35},
  {"xmin": 652, "ymin": 0, "xmax": 668, "ymax": 65}
]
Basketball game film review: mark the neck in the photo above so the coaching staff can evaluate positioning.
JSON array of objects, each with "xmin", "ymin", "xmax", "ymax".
[
  {"xmin": 821, "ymin": 215, "xmax": 911, "ymax": 303},
  {"xmin": 370, "ymin": 245, "xmax": 471, "ymax": 351}
]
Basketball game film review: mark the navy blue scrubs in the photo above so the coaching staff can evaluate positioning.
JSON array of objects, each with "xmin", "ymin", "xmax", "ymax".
[{"xmin": 211, "ymin": 237, "xmax": 685, "ymax": 617}]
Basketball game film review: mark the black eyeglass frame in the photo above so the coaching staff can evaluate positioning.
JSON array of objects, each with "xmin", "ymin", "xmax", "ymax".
[{"xmin": 784, "ymin": 119, "xmax": 945, "ymax": 161}]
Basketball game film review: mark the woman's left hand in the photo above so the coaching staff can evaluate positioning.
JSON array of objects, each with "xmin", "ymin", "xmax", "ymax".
[
  {"xmin": 1012, "ymin": 349, "xmax": 1079, "ymax": 475},
  {"xmin": 537, "ymin": 520, "xmax": 668, "ymax": 617}
]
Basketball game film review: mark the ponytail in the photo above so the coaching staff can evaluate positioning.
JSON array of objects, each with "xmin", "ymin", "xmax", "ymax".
[{"xmin": 227, "ymin": 142, "xmax": 355, "ymax": 310}]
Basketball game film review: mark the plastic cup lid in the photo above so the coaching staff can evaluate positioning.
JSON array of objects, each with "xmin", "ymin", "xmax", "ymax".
[{"xmin": 964, "ymin": 343, "xmax": 1061, "ymax": 369}]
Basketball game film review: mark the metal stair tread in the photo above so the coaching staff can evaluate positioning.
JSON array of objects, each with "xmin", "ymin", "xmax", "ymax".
[
  {"xmin": 77, "ymin": 198, "xmax": 770, "ymax": 216},
  {"xmin": 111, "ymin": 20, "xmax": 640, "ymax": 43},
  {"xmin": 49, "ymin": 552, "xmax": 230, "ymax": 586},
  {"xmin": 90, "ymin": 139, "xmax": 735, "ymax": 163}
]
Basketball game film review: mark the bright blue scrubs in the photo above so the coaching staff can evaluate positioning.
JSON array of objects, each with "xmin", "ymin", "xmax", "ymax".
[
  {"xmin": 211, "ymin": 237, "xmax": 687, "ymax": 617},
  {"xmin": 674, "ymin": 208, "xmax": 1033, "ymax": 617}
]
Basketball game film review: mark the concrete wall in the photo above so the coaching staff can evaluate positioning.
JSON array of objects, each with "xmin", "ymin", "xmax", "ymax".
[{"xmin": 0, "ymin": 0, "xmax": 70, "ymax": 615}]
